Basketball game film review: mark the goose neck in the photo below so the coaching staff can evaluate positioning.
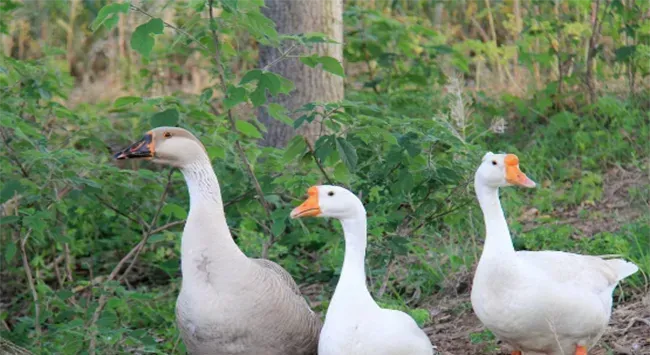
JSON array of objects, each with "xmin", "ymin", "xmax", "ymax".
[
  {"xmin": 332, "ymin": 215, "xmax": 373, "ymax": 304},
  {"xmin": 178, "ymin": 157, "xmax": 246, "ymax": 282},
  {"xmin": 475, "ymin": 181, "xmax": 515, "ymax": 257}
]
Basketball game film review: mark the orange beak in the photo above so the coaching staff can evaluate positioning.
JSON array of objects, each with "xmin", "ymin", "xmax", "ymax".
[
  {"xmin": 290, "ymin": 186, "xmax": 321, "ymax": 218},
  {"xmin": 504, "ymin": 154, "xmax": 536, "ymax": 188}
]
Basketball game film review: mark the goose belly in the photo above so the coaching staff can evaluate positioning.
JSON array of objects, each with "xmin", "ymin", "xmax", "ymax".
[
  {"xmin": 318, "ymin": 315, "xmax": 432, "ymax": 355},
  {"xmin": 175, "ymin": 288, "xmax": 315, "ymax": 355},
  {"xmin": 471, "ymin": 279, "xmax": 609, "ymax": 354}
]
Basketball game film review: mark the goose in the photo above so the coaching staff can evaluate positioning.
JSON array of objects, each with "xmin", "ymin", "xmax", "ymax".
[
  {"xmin": 114, "ymin": 127, "xmax": 321, "ymax": 355},
  {"xmin": 471, "ymin": 152, "xmax": 639, "ymax": 355},
  {"xmin": 290, "ymin": 185, "xmax": 434, "ymax": 355}
]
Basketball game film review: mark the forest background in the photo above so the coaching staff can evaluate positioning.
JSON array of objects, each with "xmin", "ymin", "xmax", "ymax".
[{"xmin": 0, "ymin": 0, "xmax": 649, "ymax": 354}]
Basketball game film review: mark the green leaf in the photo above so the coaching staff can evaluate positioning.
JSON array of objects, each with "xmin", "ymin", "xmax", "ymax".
[
  {"xmin": 224, "ymin": 86, "xmax": 247, "ymax": 109},
  {"xmin": 4, "ymin": 241, "xmax": 16, "ymax": 263},
  {"xmin": 314, "ymin": 135, "xmax": 335, "ymax": 161},
  {"xmin": 615, "ymin": 45, "xmax": 636, "ymax": 62},
  {"xmin": 277, "ymin": 75, "xmax": 295, "ymax": 94},
  {"xmin": 268, "ymin": 103, "xmax": 293, "ymax": 125},
  {"xmin": 283, "ymin": 135, "xmax": 307, "ymax": 162},
  {"xmin": 220, "ymin": 0, "xmax": 238, "ymax": 12},
  {"xmin": 318, "ymin": 56, "xmax": 345, "ymax": 77},
  {"xmin": 300, "ymin": 54, "xmax": 320, "ymax": 68},
  {"xmin": 113, "ymin": 96, "xmax": 142, "ymax": 108},
  {"xmin": 235, "ymin": 120, "xmax": 262, "ymax": 139},
  {"xmin": 300, "ymin": 55, "xmax": 345, "ymax": 77},
  {"xmin": 91, "ymin": 2, "xmax": 130, "ymax": 32},
  {"xmin": 200, "ymin": 88, "xmax": 213, "ymax": 103},
  {"xmin": 250, "ymin": 86, "xmax": 267, "ymax": 107},
  {"xmin": 0, "ymin": 216, "xmax": 19, "ymax": 225},
  {"xmin": 207, "ymin": 146, "xmax": 226, "ymax": 160},
  {"xmin": 261, "ymin": 73, "xmax": 281, "ymax": 95},
  {"xmin": 189, "ymin": 0, "xmax": 207, "ymax": 11},
  {"xmin": 130, "ymin": 18, "xmax": 164, "ymax": 58},
  {"xmin": 150, "ymin": 109, "xmax": 179, "ymax": 128},
  {"xmin": 335, "ymin": 137, "xmax": 358, "ymax": 172},
  {"xmin": 161, "ymin": 203, "xmax": 187, "ymax": 219},
  {"xmin": 1, "ymin": 180, "xmax": 23, "ymax": 204},
  {"xmin": 240, "ymin": 69, "xmax": 263, "ymax": 85}
]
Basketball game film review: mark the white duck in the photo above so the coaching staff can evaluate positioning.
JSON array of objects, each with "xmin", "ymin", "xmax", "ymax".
[
  {"xmin": 114, "ymin": 127, "xmax": 321, "ymax": 355},
  {"xmin": 471, "ymin": 152, "xmax": 639, "ymax": 355},
  {"xmin": 290, "ymin": 185, "xmax": 434, "ymax": 355}
]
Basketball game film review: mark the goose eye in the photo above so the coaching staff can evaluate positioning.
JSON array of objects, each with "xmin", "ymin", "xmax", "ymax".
[
  {"xmin": 491, "ymin": 160, "xmax": 497, "ymax": 166},
  {"xmin": 163, "ymin": 132, "xmax": 172, "ymax": 138},
  {"xmin": 328, "ymin": 191, "xmax": 334, "ymax": 197}
]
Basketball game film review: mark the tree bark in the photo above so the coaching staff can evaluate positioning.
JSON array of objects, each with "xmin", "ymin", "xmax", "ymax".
[{"xmin": 259, "ymin": 0, "xmax": 344, "ymax": 148}]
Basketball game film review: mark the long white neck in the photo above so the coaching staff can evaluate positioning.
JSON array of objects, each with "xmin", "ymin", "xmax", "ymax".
[
  {"xmin": 179, "ymin": 155, "xmax": 246, "ymax": 285},
  {"xmin": 330, "ymin": 214, "xmax": 375, "ymax": 308},
  {"xmin": 475, "ymin": 180, "xmax": 515, "ymax": 259}
]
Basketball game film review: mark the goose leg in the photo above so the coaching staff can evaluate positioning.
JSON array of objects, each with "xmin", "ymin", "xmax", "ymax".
[
  {"xmin": 575, "ymin": 346, "xmax": 587, "ymax": 355},
  {"xmin": 511, "ymin": 351, "xmax": 522, "ymax": 355}
]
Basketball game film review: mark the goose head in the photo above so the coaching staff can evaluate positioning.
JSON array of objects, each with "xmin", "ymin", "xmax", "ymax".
[
  {"xmin": 475, "ymin": 152, "xmax": 536, "ymax": 189},
  {"xmin": 290, "ymin": 185, "xmax": 365, "ymax": 220},
  {"xmin": 114, "ymin": 127, "xmax": 207, "ymax": 168}
]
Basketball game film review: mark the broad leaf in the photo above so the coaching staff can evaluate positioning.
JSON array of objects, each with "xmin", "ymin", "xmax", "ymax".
[
  {"xmin": 130, "ymin": 18, "xmax": 164, "ymax": 58},
  {"xmin": 268, "ymin": 103, "xmax": 293, "ymax": 125},
  {"xmin": 335, "ymin": 137, "xmax": 358, "ymax": 172},
  {"xmin": 235, "ymin": 120, "xmax": 262, "ymax": 138},
  {"xmin": 224, "ymin": 86, "xmax": 247, "ymax": 109},
  {"xmin": 318, "ymin": 56, "xmax": 345, "ymax": 77},
  {"xmin": 4, "ymin": 241, "xmax": 16, "ymax": 263},
  {"xmin": 240, "ymin": 69, "xmax": 263, "ymax": 85},
  {"xmin": 150, "ymin": 109, "xmax": 179, "ymax": 128},
  {"xmin": 91, "ymin": 3, "xmax": 130, "ymax": 32},
  {"xmin": 113, "ymin": 96, "xmax": 142, "ymax": 108}
]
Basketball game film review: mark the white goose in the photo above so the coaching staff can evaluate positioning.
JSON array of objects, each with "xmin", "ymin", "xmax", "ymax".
[
  {"xmin": 471, "ymin": 152, "xmax": 639, "ymax": 355},
  {"xmin": 290, "ymin": 185, "xmax": 434, "ymax": 355},
  {"xmin": 114, "ymin": 127, "xmax": 321, "ymax": 355}
]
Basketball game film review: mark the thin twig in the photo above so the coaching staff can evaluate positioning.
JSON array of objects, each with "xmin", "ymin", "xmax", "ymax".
[
  {"xmin": 19, "ymin": 229, "xmax": 40, "ymax": 337},
  {"xmin": 304, "ymin": 136, "xmax": 334, "ymax": 184},
  {"xmin": 208, "ymin": 0, "xmax": 276, "ymax": 259},
  {"xmin": 119, "ymin": 169, "xmax": 174, "ymax": 281},
  {"xmin": 0, "ymin": 128, "xmax": 30, "ymax": 178},
  {"xmin": 91, "ymin": 193, "xmax": 146, "ymax": 228},
  {"xmin": 129, "ymin": 4, "xmax": 208, "ymax": 51},
  {"xmin": 262, "ymin": 43, "xmax": 299, "ymax": 71},
  {"xmin": 88, "ymin": 170, "xmax": 174, "ymax": 354}
]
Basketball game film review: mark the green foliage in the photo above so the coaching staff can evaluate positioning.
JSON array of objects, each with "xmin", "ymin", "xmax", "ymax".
[{"xmin": 131, "ymin": 18, "xmax": 165, "ymax": 59}]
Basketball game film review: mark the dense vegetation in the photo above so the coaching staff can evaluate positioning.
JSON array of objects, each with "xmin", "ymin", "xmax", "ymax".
[{"xmin": 1, "ymin": 0, "xmax": 648, "ymax": 354}]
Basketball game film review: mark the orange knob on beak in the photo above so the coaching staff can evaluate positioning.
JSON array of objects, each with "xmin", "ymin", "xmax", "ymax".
[
  {"xmin": 504, "ymin": 154, "xmax": 536, "ymax": 188},
  {"xmin": 290, "ymin": 186, "xmax": 322, "ymax": 218}
]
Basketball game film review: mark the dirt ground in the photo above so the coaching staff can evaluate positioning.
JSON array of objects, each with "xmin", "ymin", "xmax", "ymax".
[{"xmin": 425, "ymin": 292, "xmax": 650, "ymax": 355}]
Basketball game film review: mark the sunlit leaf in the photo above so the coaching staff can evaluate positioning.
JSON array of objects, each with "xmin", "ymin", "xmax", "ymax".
[
  {"xmin": 91, "ymin": 2, "xmax": 130, "ymax": 32},
  {"xmin": 235, "ymin": 120, "xmax": 262, "ymax": 138},
  {"xmin": 130, "ymin": 18, "xmax": 164, "ymax": 58}
]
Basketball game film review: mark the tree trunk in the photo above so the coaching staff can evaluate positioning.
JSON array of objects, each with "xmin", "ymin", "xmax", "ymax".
[{"xmin": 259, "ymin": 0, "xmax": 344, "ymax": 148}]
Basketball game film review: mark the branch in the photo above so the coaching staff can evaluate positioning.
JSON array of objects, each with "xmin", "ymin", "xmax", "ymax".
[
  {"xmin": 91, "ymin": 193, "xmax": 147, "ymax": 228},
  {"xmin": 262, "ymin": 43, "xmax": 299, "ymax": 71},
  {"xmin": 129, "ymin": 4, "xmax": 208, "ymax": 51},
  {"xmin": 119, "ymin": 169, "xmax": 175, "ymax": 281},
  {"xmin": 304, "ymin": 137, "xmax": 333, "ymax": 184},
  {"xmin": 208, "ymin": 0, "xmax": 276, "ymax": 259},
  {"xmin": 87, "ymin": 169, "xmax": 175, "ymax": 354},
  {"xmin": 0, "ymin": 128, "xmax": 30, "ymax": 178},
  {"xmin": 19, "ymin": 229, "xmax": 40, "ymax": 337}
]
